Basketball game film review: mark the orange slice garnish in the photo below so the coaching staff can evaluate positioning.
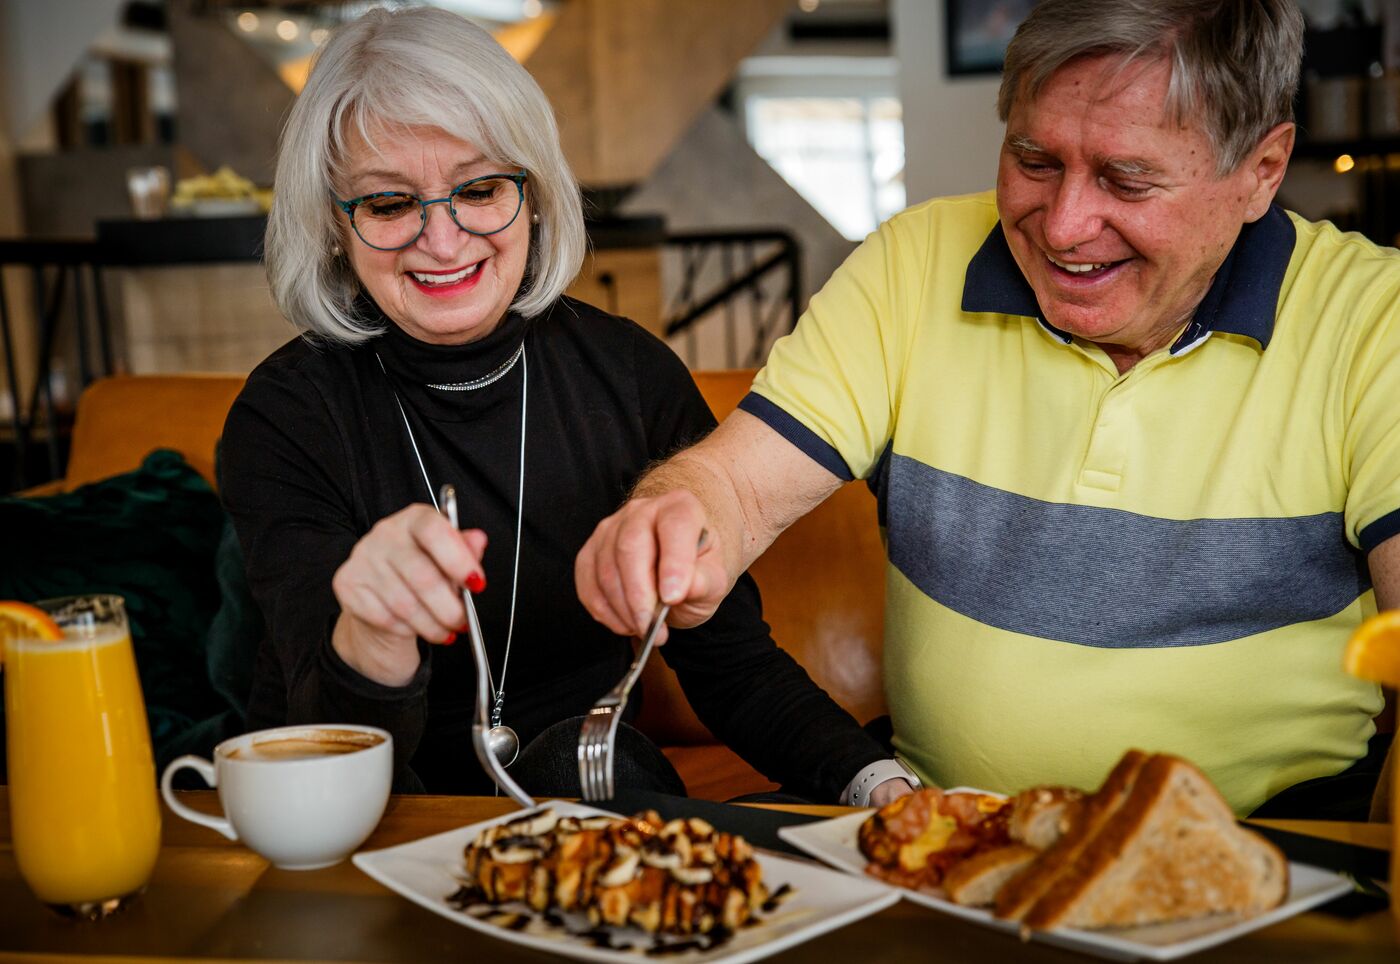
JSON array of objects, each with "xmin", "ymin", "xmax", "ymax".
[
  {"xmin": 0, "ymin": 601, "xmax": 64, "ymax": 665},
  {"xmin": 1343, "ymin": 609, "xmax": 1400, "ymax": 688}
]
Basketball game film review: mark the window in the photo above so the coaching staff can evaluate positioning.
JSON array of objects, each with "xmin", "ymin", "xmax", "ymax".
[{"xmin": 740, "ymin": 59, "xmax": 905, "ymax": 240}]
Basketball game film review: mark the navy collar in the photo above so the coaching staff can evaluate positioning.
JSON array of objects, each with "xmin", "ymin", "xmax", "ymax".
[{"xmin": 960, "ymin": 204, "xmax": 1296, "ymax": 352}]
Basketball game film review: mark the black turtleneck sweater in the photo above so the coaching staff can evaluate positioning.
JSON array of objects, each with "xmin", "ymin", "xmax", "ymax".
[{"xmin": 220, "ymin": 297, "xmax": 886, "ymax": 798}]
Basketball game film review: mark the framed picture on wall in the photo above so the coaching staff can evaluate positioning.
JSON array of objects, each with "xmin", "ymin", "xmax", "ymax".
[{"xmin": 945, "ymin": 0, "xmax": 1039, "ymax": 76}]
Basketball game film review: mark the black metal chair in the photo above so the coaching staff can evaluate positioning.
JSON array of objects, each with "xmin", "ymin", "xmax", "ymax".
[{"xmin": 0, "ymin": 239, "xmax": 115, "ymax": 489}]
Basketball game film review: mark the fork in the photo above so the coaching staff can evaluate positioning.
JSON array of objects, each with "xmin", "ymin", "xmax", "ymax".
[
  {"xmin": 577, "ymin": 531, "xmax": 706, "ymax": 802},
  {"xmin": 577, "ymin": 601, "xmax": 669, "ymax": 802},
  {"xmin": 439, "ymin": 484, "xmax": 535, "ymax": 809}
]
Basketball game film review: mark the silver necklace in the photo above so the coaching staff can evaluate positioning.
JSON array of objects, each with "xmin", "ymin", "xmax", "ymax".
[
  {"xmin": 425, "ymin": 342, "xmax": 523, "ymax": 391},
  {"xmin": 375, "ymin": 346, "xmax": 527, "ymax": 769}
]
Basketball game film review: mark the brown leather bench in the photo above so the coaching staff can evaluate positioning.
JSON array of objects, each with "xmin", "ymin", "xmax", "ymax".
[{"xmin": 38, "ymin": 372, "xmax": 887, "ymax": 800}]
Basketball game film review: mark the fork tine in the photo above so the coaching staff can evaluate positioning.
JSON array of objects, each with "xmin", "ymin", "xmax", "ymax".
[
  {"xmin": 576, "ymin": 705, "xmax": 621, "ymax": 801},
  {"xmin": 595, "ymin": 714, "xmax": 613, "ymax": 799},
  {"xmin": 589, "ymin": 735, "xmax": 605, "ymax": 800},
  {"xmin": 588, "ymin": 724, "xmax": 605, "ymax": 799},
  {"xmin": 603, "ymin": 712, "xmax": 621, "ymax": 798},
  {"xmin": 579, "ymin": 647, "xmax": 660, "ymax": 798},
  {"xmin": 577, "ymin": 710, "xmax": 605, "ymax": 801},
  {"xmin": 579, "ymin": 697, "xmax": 621, "ymax": 801},
  {"xmin": 575, "ymin": 535, "xmax": 702, "ymax": 803},
  {"xmin": 584, "ymin": 707, "xmax": 619, "ymax": 801}
]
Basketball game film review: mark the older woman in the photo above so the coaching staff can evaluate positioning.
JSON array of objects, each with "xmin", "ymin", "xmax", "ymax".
[{"xmin": 220, "ymin": 6, "xmax": 899, "ymax": 800}]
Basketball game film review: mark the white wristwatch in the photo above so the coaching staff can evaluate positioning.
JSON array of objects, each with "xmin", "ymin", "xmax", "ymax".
[{"xmin": 841, "ymin": 758, "xmax": 923, "ymax": 808}]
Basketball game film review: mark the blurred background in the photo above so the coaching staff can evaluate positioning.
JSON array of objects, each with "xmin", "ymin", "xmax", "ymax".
[{"xmin": 0, "ymin": 0, "xmax": 1393, "ymax": 491}]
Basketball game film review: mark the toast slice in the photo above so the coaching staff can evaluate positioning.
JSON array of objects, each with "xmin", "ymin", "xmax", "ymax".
[
  {"xmin": 1008, "ymin": 786, "xmax": 1086, "ymax": 851},
  {"xmin": 994, "ymin": 749, "xmax": 1151, "ymax": 921},
  {"xmin": 1021, "ymin": 754, "xmax": 1288, "ymax": 930},
  {"xmin": 944, "ymin": 844, "xmax": 1040, "ymax": 906},
  {"xmin": 944, "ymin": 786, "xmax": 1084, "ymax": 906}
]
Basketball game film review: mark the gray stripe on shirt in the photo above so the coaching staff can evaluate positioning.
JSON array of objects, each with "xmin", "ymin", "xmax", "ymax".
[{"xmin": 885, "ymin": 455, "xmax": 1371, "ymax": 648}]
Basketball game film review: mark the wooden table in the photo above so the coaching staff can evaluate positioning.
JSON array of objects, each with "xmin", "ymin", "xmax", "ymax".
[{"xmin": 0, "ymin": 789, "xmax": 1393, "ymax": 962}]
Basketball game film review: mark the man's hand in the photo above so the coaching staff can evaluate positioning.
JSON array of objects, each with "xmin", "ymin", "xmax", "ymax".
[
  {"xmin": 869, "ymin": 777, "xmax": 916, "ymax": 809},
  {"xmin": 574, "ymin": 490, "xmax": 730, "ymax": 643},
  {"xmin": 575, "ymin": 408, "xmax": 845, "ymax": 642}
]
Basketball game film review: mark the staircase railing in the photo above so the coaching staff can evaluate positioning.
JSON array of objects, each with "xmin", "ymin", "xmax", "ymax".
[{"xmin": 660, "ymin": 229, "xmax": 801, "ymax": 369}]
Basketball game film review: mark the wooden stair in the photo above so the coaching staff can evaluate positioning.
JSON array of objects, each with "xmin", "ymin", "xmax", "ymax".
[{"xmin": 524, "ymin": 0, "xmax": 792, "ymax": 188}]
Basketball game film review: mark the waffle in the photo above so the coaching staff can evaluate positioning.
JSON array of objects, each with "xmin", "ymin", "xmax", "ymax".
[{"xmin": 461, "ymin": 809, "xmax": 770, "ymax": 935}]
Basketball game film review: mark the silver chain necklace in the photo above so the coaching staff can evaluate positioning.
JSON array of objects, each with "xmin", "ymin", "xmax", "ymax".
[
  {"xmin": 374, "ymin": 346, "xmax": 527, "ymax": 768},
  {"xmin": 425, "ymin": 342, "xmax": 523, "ymax": 391}
]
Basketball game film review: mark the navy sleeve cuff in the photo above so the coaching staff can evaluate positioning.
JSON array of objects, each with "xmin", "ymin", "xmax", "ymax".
[
  {"xmin": 737, "ymin": 393, "xmax": 854, "ymax": 482},
  {"xmin": 1360, "ymin": 507, "xmax": 1400, "ymax": 553}
]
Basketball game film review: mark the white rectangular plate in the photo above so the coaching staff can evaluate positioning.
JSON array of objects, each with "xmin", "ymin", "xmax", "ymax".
[
  {"xmin": 353, "ymin": 800, "xmax": 900, "ymax": 964},
  {"xmin": 778, "ymin": 808, "xmax": 1353, "ymax": 962}
]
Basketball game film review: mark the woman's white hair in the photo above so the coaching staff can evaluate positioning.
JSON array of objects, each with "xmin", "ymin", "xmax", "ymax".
[{"xmin": 266, "ymin": 6, "xmax": 586, "ymax": 344}]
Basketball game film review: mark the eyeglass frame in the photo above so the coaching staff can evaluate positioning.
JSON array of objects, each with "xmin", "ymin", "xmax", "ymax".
[{"xmin": 332, "ymin": 170, "xmax": 529, "ymax": 252}]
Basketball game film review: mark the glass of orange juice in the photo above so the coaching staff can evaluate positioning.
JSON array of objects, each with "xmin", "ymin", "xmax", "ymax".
[{"xmin": 3, "ymin": 594, "xmax": 161, "ymax": 919}]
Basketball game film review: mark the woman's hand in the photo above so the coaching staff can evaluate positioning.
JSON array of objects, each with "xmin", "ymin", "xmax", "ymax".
[{"xmin": 331, "ymin": 504, "xmax": 488, "ymax": 687}]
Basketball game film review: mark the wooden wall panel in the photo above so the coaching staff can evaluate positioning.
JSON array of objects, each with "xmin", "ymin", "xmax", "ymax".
[
  {"xmin": 526, "ymin": 0, "xmax": 792, "ymax": 188},
  {"xmin": 565, "ymin": 247, "xmax": 663, "ymax": 337},
  {"xmin": 168, "ymin": 7, "xmax": 292, "ymax": 186}
]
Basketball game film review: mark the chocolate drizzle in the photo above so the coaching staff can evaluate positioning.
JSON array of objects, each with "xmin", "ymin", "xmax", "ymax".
[
  {"xmin": 445, "ymin": 831, "xmax": 783, "ymax": 957},
  {"xmin": 447, "ymin": 885, "xmax": 748, "ymax": 954},
  {"xmin": 761, "ymin": 883, "xmax": 794, "ymax": 913}
]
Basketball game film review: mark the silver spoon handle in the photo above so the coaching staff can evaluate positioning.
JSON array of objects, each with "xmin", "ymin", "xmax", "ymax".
[{"xmin": 440, "ymin": 484, "xmax": 534, "ymax": 808}]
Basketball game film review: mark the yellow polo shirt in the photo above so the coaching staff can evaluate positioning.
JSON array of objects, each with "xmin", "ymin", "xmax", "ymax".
[{"xmin": 743, "ymin": 191, "xmax": 1400, "ymax": 814}]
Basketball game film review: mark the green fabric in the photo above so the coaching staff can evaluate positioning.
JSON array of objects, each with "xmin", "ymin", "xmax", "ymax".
[
  {"xmin": 206, "ymin": 512, "xmax": 261, "ymax": 719},
  {"xmin": 0, "ymin": 449, "xmax": 257, "ymax": 778}
]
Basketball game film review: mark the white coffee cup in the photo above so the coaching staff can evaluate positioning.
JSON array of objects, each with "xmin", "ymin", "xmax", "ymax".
[{"xmin": 160, "ymin": 724, "xmax": 392, "ymax": 870}]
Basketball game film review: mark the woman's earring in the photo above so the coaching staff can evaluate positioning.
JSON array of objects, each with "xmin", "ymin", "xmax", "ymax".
[
  {"xmin": 331, "ymin": 243, "xmax": 343, "ymax": 257},
  {"xmin": 530, "ymin": 212, "xmax": 540, "ymax": 225}
]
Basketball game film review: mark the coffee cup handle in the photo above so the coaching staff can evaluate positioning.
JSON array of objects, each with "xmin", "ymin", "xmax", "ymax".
[{"xmin": 160, "ymin": 755, "xmax": 238, "ymax": 841}]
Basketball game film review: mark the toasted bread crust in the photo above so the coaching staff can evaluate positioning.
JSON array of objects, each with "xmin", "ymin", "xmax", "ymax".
[
  {"xmin": 1022, "ymin": 755, "xmax": 1289, "ymax": 930},
  {"xmin": 993, "ymin": 749, "xmax": 1150, "ymax": 921},
  {"xmin": 944, "ymin": 844, "xmax": 1040, "ymax": 906},
  {"xmin": 1008, "ymin": 786, "xmax": 1086, "ymax": 851}
]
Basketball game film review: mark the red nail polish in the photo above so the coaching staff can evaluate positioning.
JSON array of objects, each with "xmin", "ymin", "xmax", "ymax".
[
  {"xmin": 443, "ymin": 631, "xmax": 457, "ymax": 646},
  {"xmin": 466, "ymin": 572, "xmax": 486, "ymax": 593}
]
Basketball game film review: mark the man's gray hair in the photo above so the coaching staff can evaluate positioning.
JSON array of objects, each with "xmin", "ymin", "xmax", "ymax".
[
  {"xmin": 266, "ymin": 6, "xmax": 586, "ymax": 344},
  {"xmin": 998, "ymin": 0, "xmax": 1304, "ymax": 175}
]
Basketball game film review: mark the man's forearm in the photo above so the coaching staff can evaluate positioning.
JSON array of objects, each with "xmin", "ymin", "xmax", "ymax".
[
  {"xmin": 1369, "ymin": 533, "xmax": 1400, "ymax": 610},
  {"xmin": 633, "ymin": 446, "xmax": 758, "ymax": 587}
]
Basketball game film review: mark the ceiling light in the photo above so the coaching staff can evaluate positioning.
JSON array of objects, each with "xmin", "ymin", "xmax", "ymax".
[
  {"xmin": 276, "ymin": 18, "xmax": 299, "ymax": 41},
  {"xmin": 237, "ymin": 11, "xmax": 259, "ymax": 32}
]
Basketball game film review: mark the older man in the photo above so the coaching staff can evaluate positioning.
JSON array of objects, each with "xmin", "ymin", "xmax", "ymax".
[{"xmin": 577, "ymin": 0, "xmax": 1400, "ymax": 817}]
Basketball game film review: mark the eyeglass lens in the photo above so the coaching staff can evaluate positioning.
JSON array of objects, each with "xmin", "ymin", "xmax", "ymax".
[{"xmin": 352, "ymin": 176, "xmax": 523, "ymax": 250}]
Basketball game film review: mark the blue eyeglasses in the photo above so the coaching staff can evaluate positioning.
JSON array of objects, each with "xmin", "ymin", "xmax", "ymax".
[{"xmin": 333, "ymin": 171, "xmax": 528, "ymax": 251}]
